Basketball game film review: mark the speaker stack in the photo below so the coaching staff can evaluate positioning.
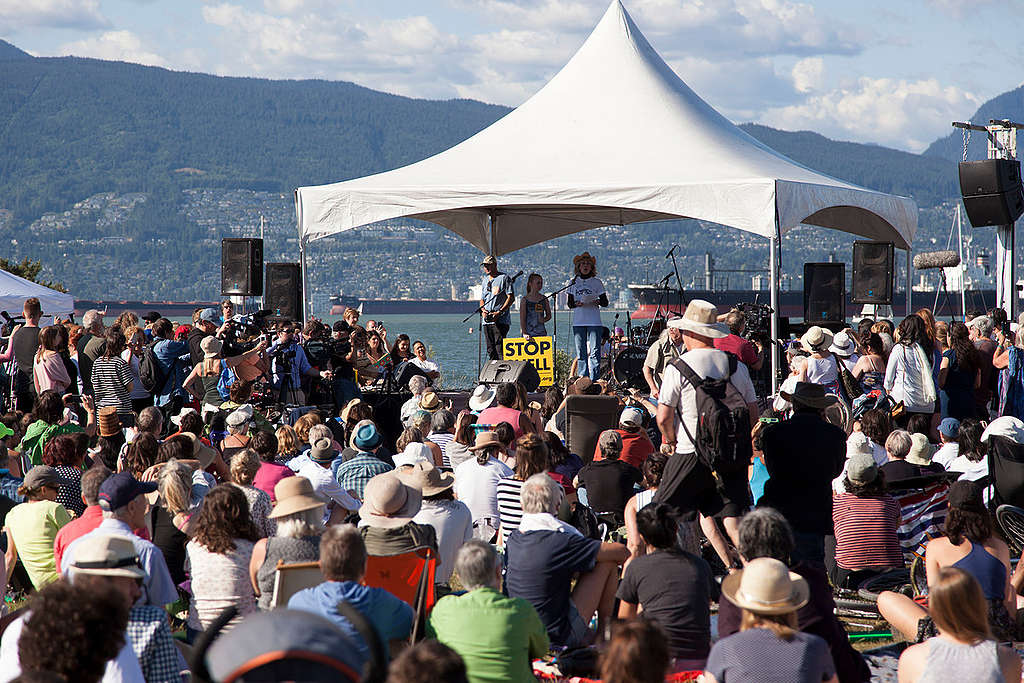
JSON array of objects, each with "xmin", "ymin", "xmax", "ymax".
[
  {"xmin": 478, "ymin": 359, "xmax": 541, "ymax": 393},
  {"xmin": 851, "ymin": 241, "xmax": 894, "ymax": 305},
  {"xmin": 221, "ymin": 238, "xmax": 263, "ymax": 296},
  {"xmin": 803, "ymin": 262, "xmax": 845, "ymax": 326},
  {"xmin": 264, "ymin": 263, "xmax": 303, "ymax": 321},
  {"xmin": 959, "ymin": 159, "xmax": 1024, "ymax": 227}
]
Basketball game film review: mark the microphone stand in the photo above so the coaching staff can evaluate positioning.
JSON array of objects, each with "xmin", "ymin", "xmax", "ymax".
[
  {"xmin": 466, "ymin": 269, "xmax": 526, "ymax": 381},
  {"xmin": 543, "ymin": 278, "xmax": 576, "ymax": 386}
]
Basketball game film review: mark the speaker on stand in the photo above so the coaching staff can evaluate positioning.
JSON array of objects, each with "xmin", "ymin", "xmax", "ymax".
[
  {"xmin": 264, "ymin": 263, "xmax": 303, "ymax": 322},
  {"xmin": 852, "ymin": 241, "xmax": 895, "ymax": 306},
  {"xmin": 803, "ymin": 262, "xmax": 846, "ymax": 327},
  {"xmin": 221, "ymin": 238, "xmax": 263, "ymax": 296},
  {"xmin": 959, "ymin": 159, "xmax": 1024, "ymax": 228}
]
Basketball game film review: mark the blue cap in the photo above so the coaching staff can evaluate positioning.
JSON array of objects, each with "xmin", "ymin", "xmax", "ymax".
[
  {"xmin": 353, "ymin": 423, "xmax": 382, "ymax": 450},
  {"xmin": 98, "ymin": 473, "xmax": 157, "ymax": 511},
  {"xmin": 938, "ymin": 417, "xmax": 961, "ymax": 439},
  {"xmin": 199, "ymin": 307, "xmax": 221, "ymax": 324}
]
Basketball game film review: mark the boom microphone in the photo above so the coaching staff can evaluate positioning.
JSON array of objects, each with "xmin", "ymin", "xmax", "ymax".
[
  {"xmin": 510, "ymin": 270, "xmax": 524, "ymax": 281},
  {"xmin": 913, "ymin": 250, "xmax": 961, "ymax": 270}
]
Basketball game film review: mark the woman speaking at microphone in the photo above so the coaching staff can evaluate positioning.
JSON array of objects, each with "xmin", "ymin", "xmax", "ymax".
[{"xmin": 567, "ymin": 252, "xmax": 608, "ymax": 381}]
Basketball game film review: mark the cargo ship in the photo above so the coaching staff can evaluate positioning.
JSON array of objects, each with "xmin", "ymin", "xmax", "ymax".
[{"xmin": 329, "ymin": 295, "xmax": 476, "ymax": 315}]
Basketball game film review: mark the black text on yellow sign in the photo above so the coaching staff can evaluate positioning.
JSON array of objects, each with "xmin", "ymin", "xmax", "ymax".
[{"xmin": 502, "ymin": 336, "xmax": 554, "ymax": 387}]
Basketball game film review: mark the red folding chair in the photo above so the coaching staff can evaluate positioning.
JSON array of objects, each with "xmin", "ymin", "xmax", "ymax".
[{"xmin": 363, "ymin": 547, "xmax": 437, "ymax": 641}]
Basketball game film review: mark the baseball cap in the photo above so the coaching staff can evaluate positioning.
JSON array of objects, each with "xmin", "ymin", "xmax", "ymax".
[
  {"xmin": 481, "ymin": 255, "xmax": 497, "ymax": 266},
  {"xmin": 598, "ymin": 429, "xmax": 623, "ymax": 453},
  {"xmin": 98, "ymin": 473, "xmax": 157, "ymax": 511},
  {"xmin": 199, "ymin": 307, "xmax": 221, "ymax": 324},
  {"xmin": 141, "ymin": 311, "xmax": 161, "ymax": 322},
  {"xmin": 938, "ymin": 417, "xmax": 961, "ymax": 439},
  {"xmin": 619, "ymin": 407, "xmax": 644, "ymax": 429},
  {"xmin": 23, "ymin": 465, "xmax": 74, "ymax": 490}
]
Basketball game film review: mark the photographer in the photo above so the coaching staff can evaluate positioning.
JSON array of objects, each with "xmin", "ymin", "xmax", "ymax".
[
  {"xmin": 714, "ymin": 309, "xmax": 763, "ymax": 371},
  {"xmin": 328, "ymin": 321, "xmax": 363, "ymax": 407},
  {"xmin": 267, "ymin": 322, "xmax": 330, "ymax": 405},
  {"xmin": 188, "ymin": 307, "xmax": 231, "ymax": 366}
]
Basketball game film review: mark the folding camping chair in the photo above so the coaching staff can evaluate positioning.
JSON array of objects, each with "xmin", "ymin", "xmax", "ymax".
[
  {"xmin": 363, "ymin": 548, "xmax": 437, "ymax": 642},
  {"xmin": 270, "ymin": 560, "xmax": 324, "ymax": 609},
  {"xmin": 987, "ymin": 436, "xmax": 1024, "ymax": 509}
]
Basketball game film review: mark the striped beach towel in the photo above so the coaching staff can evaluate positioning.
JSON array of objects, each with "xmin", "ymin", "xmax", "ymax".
[{"xmin": 891, "ymin": 482, "xmax": 950, "ymax": 560}]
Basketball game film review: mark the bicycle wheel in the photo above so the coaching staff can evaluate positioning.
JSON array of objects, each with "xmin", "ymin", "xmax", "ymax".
[{"xmin": 857, "ymin": 568, "xmax": 911, "ymax": 602}]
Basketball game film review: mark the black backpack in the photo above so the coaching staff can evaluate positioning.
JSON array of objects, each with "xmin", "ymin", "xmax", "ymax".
[
  {"xmin": 139, "ymin": 340, "xmax": 170, "ymax": 394},
  {"xmin": 670, "ymin": 355, "xmax": 752, "ymax": 474}
]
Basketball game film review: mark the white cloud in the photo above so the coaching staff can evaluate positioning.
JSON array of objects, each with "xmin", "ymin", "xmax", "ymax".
[
  {"xmin": 59, "ymin": 31, "xmax": 168, "ymax": 67},
  {"xmin": 452, "ymin": 0, "xmax": 599, "ymax": 32},
  {"xmin": 759, "ymin": 77, "xmax": 982, "ymax": 152},
  {"xmin": 792, "ymin": 57, "xmax": 824, "ymax": 93},
  {"xmin": 0, "ymin": 0, "xmax": 106, "ymax": 30}
]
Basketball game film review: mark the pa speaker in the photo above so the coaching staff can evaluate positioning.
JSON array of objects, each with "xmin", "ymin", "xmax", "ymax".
[
  {"xmin": 851, "ymin": 241, "xmax": 894, "ymax": 304},
  {"xmin": 959, "ymin": 159, "xmax": 1024, "ymax": 227},
  {"xmin": 478, "ymin": 359, "xmax": 541, "ymax": 393},
  {"xmin": 804, "ymin": 262, "xmax": 845, "ymax": 325},
  {"xmin": 264, "ymin": 263, "xmax": 302, "ymax": 321},
  {"xmin": 221, "ymin": 238, "xmax": 263, "ymax": 296}
]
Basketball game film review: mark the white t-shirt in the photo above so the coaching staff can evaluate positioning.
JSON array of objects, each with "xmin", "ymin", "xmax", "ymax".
[
  {"xmin": 453, "ymin": 456, "xmax": 513, "ymax": 522},
  {"xmin": 413, "ymin": 498, "xmax": 473, "ymax": 584},
  {"xmin": 568, "ymin": 276, "xmax": 605, "ymax": 327},
  {"xmin": 933, "ymin": 442, "xmax": 960, "ymax": 469},
  {"xmin": 658, "ymin": 347, "xmax": 757, "ymax": 454},
  {"xmin": 410, "ymin": 357, "xmax": 440, "ymax": 374}
]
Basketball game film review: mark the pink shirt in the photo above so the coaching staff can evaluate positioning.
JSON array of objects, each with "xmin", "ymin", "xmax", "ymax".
[
  {"xmin": 253, "ymin": 462, "xmax": 295, "ymax": 503},
  {"xmin": 477, "ymin": 406, "xmax": 525, "ymax": 439},
  {"xmin": 33, "ymin": 352, "xmax": 71, "ymax": 394}
]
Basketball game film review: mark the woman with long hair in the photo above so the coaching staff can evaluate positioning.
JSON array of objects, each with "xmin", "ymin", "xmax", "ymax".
[
  {"xmin": 704, "ymin": 557, "xmax": 837, "ymax": 683},
  {"xmin": 897, "ymin": 568, "xmax": 1021, "ymax": 682},
  {"xmin": 512, "ymin": 381, "xmax": 544, "ymax": 434},
  {"xmin": 885, "ymin": 315, "xmax": 937, "ymax": 426},
  {"xmin": 152, "ymin": 458, "xmax": 195, "ymax": 586},
  {"xmin": 566, "ymin": 252, "xmax": 608, "ymax": 381},
  {"xmin": 495, "ymin": 433, "xmax": 550, "ymax": 545},
  {"xmin": 878, "ymin": 480, "xmax": 1016, "ymax": 642},
  {"xmin": 939, "ymin": 321, "xmax": 980, "ymax": 420},
  {"xmin": 32, "ymin": 325, "xmax": 71, "ymax": 394},
  {"xmin": 519, "ymin": 273, "xmax": 551, "ymax": 339},
  {"xmin": 445, "ymin": 410, "xmax": 478, "ymax": 469},
  {"xmin": 600, "ymin": 618, "xmax": 670, "ymax": 683},
  {"xmin": 185, "ymin": 483, "xmax": 260, "ymax": 636},
  {"xmin": 358, "ymin": 330, "xmax": 391, "ymax": 386},
  {"xmin": 993, "ymin": 326, "xmax": 1024, "ymax": 419},
  {"xmin": 851, "ymin": 332, "xmax": 887, "ymax": 393},
  {"xmin": 275, "ymin": 424, "xmax": 301, "ymax": 461},
  {"xmin": 91, "ymin": 327, "xmax": 135, "ymax": 427},
  {"xmin": 120, "ymin": 326, "xmax": 153, "ymax": 413},
  {"xmin": 229, "ymin": 448, "xmax": 275, "ymax": 538},
  {"xmin": 543, "ymin": 430, "xmax": 583, "ymax": 490},
  {"xmin": 389, "ymin": 333, "xmax": 413, "ymax": 367}
]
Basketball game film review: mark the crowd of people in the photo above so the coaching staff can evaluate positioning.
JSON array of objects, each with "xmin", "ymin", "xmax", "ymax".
[{"xmin": 3, "ymin": 289, "xmax": 1024, "ymax": 682}]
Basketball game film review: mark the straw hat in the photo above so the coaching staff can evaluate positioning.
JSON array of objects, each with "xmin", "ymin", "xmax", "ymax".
[
  {"xmin": 721, "ymin": 557, "xmax": 810, "ymax": 615},
  {"xmin": 905, "ymin": 433, "xmax": 934, "ymax": 466},
  {"xmin": 226, "ymin": 406, "xmax": 253, "ymax": 428},
  {"xmin": 800, "ymin": 325, "xmax": 834, "ymax": 352},
  {"xmin": 828, "ymin": 329, "xmax": 856, "ymax": 357},
  {"xmin": 97, "ymin": 406, "xmax": 122, "ymax": 438},
  {"xmin": 469, "ymin": 384, "xmax": 496, "ymax": 412},
  {"xmin": 201, "ymin": 335, "xmax": 224, "ymax": 359},
  {"xmin": 573, "ymin": 251, "xmax": 596, "ymax": 267},
  {"xmin": 403, "ymin": 460, "xmax": 454, "ymax": 497},
  {"xmin": 393, "ymin": 442, "xmax": 432, "ymax": 468},
  {"xmin": 666, "ymin": 299, "xmax": 728, "ymax": 339},
  {"xmin": 778, "ymin": 382, "xmax": 838, "ymax": 409},
  {"xmin": 419, "ymin": 392, "xmax": 441, "ymax": 413},
  {"xmin": 269, "ymin": 476, "xmax": 325, "ymax": 519},
  {"xmin": 359, "ymin": 471, "xmax": 422, "ymax": 529},
  {"xmin": 67, "ymin": 533, "xmax": 147, "ymax": 580},
  {"xmin": 176, "ymin": 431, "xmax": 217, "ymax": 468},
  {"xmin": 468, "ymin": 431, "xmax": 503, "ymax": 452},
  {"xmin": 340, "ymin": 398, "xmax": 367, "ymax": 423}
]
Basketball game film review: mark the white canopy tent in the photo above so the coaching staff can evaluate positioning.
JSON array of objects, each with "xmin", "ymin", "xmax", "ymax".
[
  {"xmin": 0, "ymin": 269, "xmax": 74, "ymax": 316},
  {"xmin": 295, "ymin": 0, "xmax": 918, "ymax": 389}
]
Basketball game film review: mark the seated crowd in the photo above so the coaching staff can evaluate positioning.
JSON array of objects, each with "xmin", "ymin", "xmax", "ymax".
[{"xmin": 4, "ymin": 297, "xmax": 1024, "ymax": 683}]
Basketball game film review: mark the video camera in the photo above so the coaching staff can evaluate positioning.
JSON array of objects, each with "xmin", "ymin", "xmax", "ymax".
[{"xmin": 734, "ymin": 302, "xmax": 773, "ymax": 343}]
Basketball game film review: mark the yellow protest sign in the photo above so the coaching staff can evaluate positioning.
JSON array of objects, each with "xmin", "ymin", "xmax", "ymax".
[{"xmin": 501, "ymin": 336, "xmax": 554, "ymax": 387}]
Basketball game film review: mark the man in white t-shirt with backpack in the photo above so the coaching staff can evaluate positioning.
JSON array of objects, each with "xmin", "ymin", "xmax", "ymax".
[{"xmin": 654, "ymin": 299, "xmax": 758, "ymax": 567}]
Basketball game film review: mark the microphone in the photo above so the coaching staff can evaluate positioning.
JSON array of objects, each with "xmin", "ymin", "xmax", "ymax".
[
  {"xmin": 658, "ymin": 272, "xmax": 673, "ymax": 285},
  {"xmin": 510, "ymin": 270, "xmax": 524, "ymax": 281},
  {"xmin": 665, "ymin": 245, "xmax": 677, "ymax": 259},
  {"xmin": 913, "ymin": 250, "xmax": 961, "ymax": 270}
]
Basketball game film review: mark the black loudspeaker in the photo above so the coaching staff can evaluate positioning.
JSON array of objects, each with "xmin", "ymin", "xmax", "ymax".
[
  {"xmin": 264, "ymin": 263, "xmax": 302, "ymax": 321},
  {"xmin": 392, "ymin": 360, "xmax": 428, "ymax": 389},
  {"xmin": 803, "ymin": 262, "xmax": 845, "ymax": 325},
  {"xmin": 221, "ymin": 238, "xmax": 263, "ymax": 296},
  {"xmin": 959, "ymin": 159, "xmax": 1024, "ymax": 227},
  {"xmin": 478, "ymin": 359, "xmax": 541, "ymax": 393},
  {"xmin": 851, "ymin": 241, "xmax": 894, "ymax": 304}
]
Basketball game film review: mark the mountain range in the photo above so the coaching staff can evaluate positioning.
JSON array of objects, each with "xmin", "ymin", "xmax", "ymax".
[{"xmin": 0, "ymin": 39, "xmax": 1017, "ymax": 301}]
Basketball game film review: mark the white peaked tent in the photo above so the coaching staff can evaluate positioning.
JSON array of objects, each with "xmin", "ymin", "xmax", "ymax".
[
  {"xmin": 0, "ymin": 269, "xmax": 74, "ymax": 316},
  {"xmin": 294, "ymin": 0, "xmax": 918, "ymax": 388}
]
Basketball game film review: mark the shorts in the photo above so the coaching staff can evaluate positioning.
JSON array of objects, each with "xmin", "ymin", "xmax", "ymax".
[
  {"xmin": 564, "ymin": 601, "xmax": 591, "ymax": 648},
  {"xmin": 715, "ymin": 469, "xmax": 752, "ymax": 518},
  {"xmin": 651, "ymin": 451, "xmax": 724, "ymax": 522}
]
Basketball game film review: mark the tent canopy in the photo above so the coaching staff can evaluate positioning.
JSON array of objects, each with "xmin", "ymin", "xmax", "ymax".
[
  {"xmin": 0, "ymin": 269, "xmax": 74, "ymax": 316},
  {"xmin": 295, "ymin": 0, "xmax": 917, "ymax": 253}
]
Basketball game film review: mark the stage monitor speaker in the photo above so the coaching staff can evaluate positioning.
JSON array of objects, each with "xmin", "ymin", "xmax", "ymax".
[
  {"xmin": 392, "ymin": 360, "xmax": 428, "ymax": 389},
  {"xmin": 478, "ymin": 359, "xmax": 541, "ymax": 393},
  {"xmin": 565, "ymin": 394, "xmax": 620, "ymax": 465},
  {"xmin": 959, "ymin": 159, "xmax": 1024, "ymax": 227},
  {"xmin": 264, "ymin": 262, "xmax": 302, "ymax": 321},
  {"xmin": 851, "ymin": 241, "xmax": 894, "ymax": 304},
  {"xmin": 221, "ymin": 238, "xmax": 263, "ymax": 296},
  {"xmin": 803, "ymin": 262, "xmax": 845, "ymax": 325}
]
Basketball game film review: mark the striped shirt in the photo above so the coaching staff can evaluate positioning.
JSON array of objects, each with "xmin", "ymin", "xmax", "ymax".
[
  {"xmin": 427, "ymin": 432, "xmax": 455, "ymax": 467},
  {"xmin": 91, "ymin": 356, "xmax": 134, "ymax": 417},
  {"xmin": 496, "ymin": 477, "xmax": 526, "ymax": 546},
  {"xmin": 832, "ymin": 493, "xmax": 903, "ymax": 570}
]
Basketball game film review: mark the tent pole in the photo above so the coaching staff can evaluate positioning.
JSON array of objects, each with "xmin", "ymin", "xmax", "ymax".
[
  {"xmin": 769, "ymin": 226, "xmax": 780, "ymax": 395},
  {"xmin": 905, "ymin": 247, "xmax": 912, "ymax": 317},
  {"xmin": 300, "ymin": 237, "xmax": 310, "ymax": 324}
]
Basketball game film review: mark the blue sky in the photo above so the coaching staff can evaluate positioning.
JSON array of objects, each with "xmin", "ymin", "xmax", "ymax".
[{"xmin": 4, "ymin": 0, "xmax": 1022, "ymax": 152}]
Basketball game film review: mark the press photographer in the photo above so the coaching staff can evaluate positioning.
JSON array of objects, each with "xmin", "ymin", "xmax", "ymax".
[{"xmin": 267, "ymin": 322, "xmax": 330, "ymax": 405}]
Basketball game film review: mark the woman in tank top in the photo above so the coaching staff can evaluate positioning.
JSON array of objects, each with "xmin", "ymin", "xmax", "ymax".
[
  {"xmin": 623, "ymin": 452, "xmax": 675, "ymax": 564},
  {"xmin": 519, "ymin": 273, "xmax": 551, "ymax": 339},
  {"xmin": 897, "ymin": 567, "xmax": 1020, "ymax": 683},
  {"xmin": 798, "ymin": 326, "xmax": 840, "ymax": 394},
  {"xmin": 852, "ymin": 332, "xmax": 887, "ymax": 393},
  {"xmin": 184, "ymin": 335, "xmax": 266, "ymax": 410},
  {"xmin": 879, "ymin": 481, "xmax": 1016, "ymax": 643}
]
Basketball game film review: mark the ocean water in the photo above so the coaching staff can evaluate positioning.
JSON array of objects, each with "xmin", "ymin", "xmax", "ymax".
[{"xmin": 320, "ymin": 311, "xmax": 630, "ymax": 389}]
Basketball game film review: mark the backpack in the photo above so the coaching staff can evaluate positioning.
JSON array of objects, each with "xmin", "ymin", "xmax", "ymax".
[
  {"xmin": 139, "ymin": 340, "xmax": 170, "ymax": 394},
  {"xmin": 670, "ymin": 355, "xmax": 752, "ymax": 474},
  {"xmin": 217, "ymin": 363, "xmax": 237, "ymax": 400}
]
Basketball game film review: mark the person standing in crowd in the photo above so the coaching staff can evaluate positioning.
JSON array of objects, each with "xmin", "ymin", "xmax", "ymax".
[
  {"xmin": 188, "ymin": 307, "xmax": 227, "ymax": 366},
  {"xmin": 0, "ymin": 297, "xmax": 43, "ymax": 412},
  {"xmin": 91, "ymin": 327, "xmax": 136, "ymax": 429},
  {"xmin": 120, "ymin": 326, "xmax": 152, "ymax": 413},
  {"xmin": 32, "ymin": 325, "xmax": 71, "ymax": 395},
  {"xmin": 967, "ymin": 315, "xmax": 997, "ymax": 417},
  {"xmin": 519, "ymin": 273, "xmax": 551, "ymax": 340},
  {"xmin": 939, "ymin": 321, "xmax": 980, "ymax": 421},
  {"xmin": 654, "ymin": 300, "xmax": 755, "ymax": 558},
  {"xmin": 150, "ymin": 318, "xmax": 190, "ymax": 409},
  {"xmin": 428, "ymin": 540, "xmax": 548, "ymax": 683},
  {"xmin": 410, "ymin": 340, "xmax": 440, "ymax": 382},
  {"xmin": 479, "ymin": 255, "xmax": 514, "ymax": 361},
  {"xmin": 643, "ymin": 322, "xmax": 684, "ymax": 399},
  {"xmin": 410, "ymin": 460, "xmax": 472, "ymax": 589},
  {"xmin": 798, "ymin": 326, "xmax": 839, "ymax": 393},
  {"xmin": 885, "ymin": 315, "xmax": 938, "ymax": 426},
  {"xmin": 567, "ymin": 252, "xmax": 608, "ymax": 381},
  {"xmin": 896, "ymin": 568, "xmax": 1021, "ymax": 683},
  {"xmin": 759, "ymin": 383, "xmax": 846, "ymax": 566},
  {"xmin": 714, "ymin": 309, "xmax": 762, "ymax": 371},
  {"xmin": 267, "ymin": 323, "xmax": 330, "ymax": 405},
  {"xmin": 829, "ymin": 329, "xmax": 860, "ymax": 374}
]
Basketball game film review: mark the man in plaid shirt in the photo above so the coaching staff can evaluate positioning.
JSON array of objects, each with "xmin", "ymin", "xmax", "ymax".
[{"xmin": 337, "ymin": 423, "xmax": 394, "ymax": 499}]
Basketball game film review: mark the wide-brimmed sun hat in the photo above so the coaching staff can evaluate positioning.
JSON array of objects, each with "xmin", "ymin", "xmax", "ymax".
[
  {"xmin": 68, "ymin": 533, "xmax": 147, "ymax": 580},
  {"xmin": 352, "ymin": 423, "xmax": 382, "ymax": 451},
  {"xmin": 340, "ymin": 398, "xmax": 367, "ymax": 423},
  {"xmin": 666, "ymin": 299, "xmax": 728, "ymax": 339},
  {"xmin": 177, "ymin": 431, "xmax": 217, "ymax": 468},
  {"xmin": 721, "ymin": 557, "xmax": 810, "ymax": 615},
  {"xmin": 469, "ymin": 384, "xmax": 496, "ymax": 412},
  {"xmin": 778, "ymin": 381, "xmax": 838, "ymax": 409},
  {"xmin": 170, "ymin": 406, "xmax": 198, "ymax": 426},
  {"xmin": 905, "ymin": 432, "xmax": 934, "ymax": 466},
  {"xmin": 419, "ymin": 392, "xmax": 441, "ymax": 412},
  {"xmin": 359, "ymin": 471, "xmax": 422, "ymax": 529},
  {"xmin": 829, "ymin": 329, "xmax": 856, "ymax": 357},
  {"xmin": 309, "ymin": 437, "xmax": 337, "ymax": 465},
  {"xmin": 469, "ymin": 431, "xmax": 503, "ymax": 452},
  {"xmin": 801, "ymin": 325, "xmax": 834, "ymax": 352},
  {"xmin": 404, "ymin": 460, "xmax": 455, "ymax": 497},
  {"xmin": 201, "ymin": 335, "xmax": 224, "ymax": 359},
  {"xmin": 393, "ymin": 442, "xmax": 433, "ymax": 468},
  {"xmin": 269, "ymin": 476, "xmax": 325, "ymax": 519}
]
